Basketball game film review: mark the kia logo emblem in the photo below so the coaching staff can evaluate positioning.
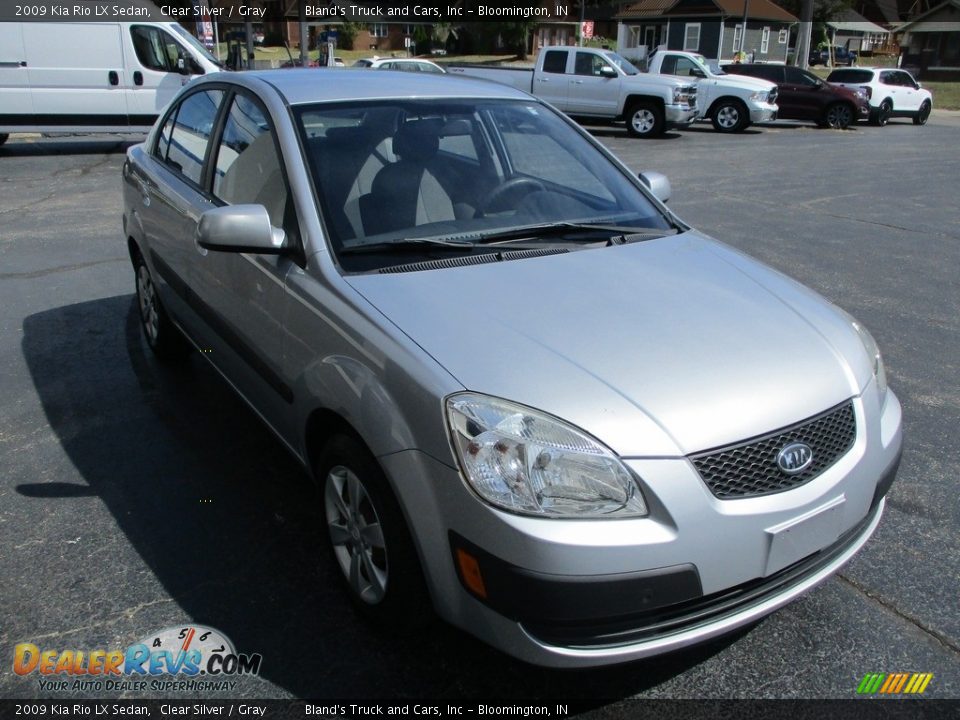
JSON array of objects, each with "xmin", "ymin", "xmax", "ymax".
[{"xmin": 776, "ymin": 442, "xmax": 814, "ymax": 475}]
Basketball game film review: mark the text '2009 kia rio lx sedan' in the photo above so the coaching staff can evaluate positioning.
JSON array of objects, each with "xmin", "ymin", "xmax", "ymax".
[{"xmin": 122, "ymin": 69, "xmax": 902, "ymax": 668}]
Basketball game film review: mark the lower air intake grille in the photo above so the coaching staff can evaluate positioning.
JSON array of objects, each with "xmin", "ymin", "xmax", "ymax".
[{"xmin": 690, "ymin": 401, "xmax": 856, "ymax": 499}]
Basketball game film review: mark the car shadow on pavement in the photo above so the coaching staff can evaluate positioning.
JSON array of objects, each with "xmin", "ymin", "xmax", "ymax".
[{"xmin": 19, "ymin": 295, "xmax": 749, "ymax": 700}]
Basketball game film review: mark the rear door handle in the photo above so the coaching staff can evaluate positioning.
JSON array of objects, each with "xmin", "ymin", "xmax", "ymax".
[
  {"xmin": 133, "ymin": 71, "xmax": 143, "ymax": 86},
  {"xmin": 108, "ymin": 70, "xmax": 119, "ymax": 86}
]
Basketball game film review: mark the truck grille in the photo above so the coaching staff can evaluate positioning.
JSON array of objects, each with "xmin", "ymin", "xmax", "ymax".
[
  {"xmin": 769, "ymin": 87, "xmax": 779, "ymax": 104},
  {"xmin": 690, "ymin": 401, "xmax": 856, "ymax": 499}
]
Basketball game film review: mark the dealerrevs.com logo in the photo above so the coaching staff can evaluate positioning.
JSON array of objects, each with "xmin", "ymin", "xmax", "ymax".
[{"xmin": 13, "ymin": 625, "xmax": 262, "ymax": 693}]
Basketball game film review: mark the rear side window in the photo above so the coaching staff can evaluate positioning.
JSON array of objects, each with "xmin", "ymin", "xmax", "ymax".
[
  {"xmin": 827, "ymin": 69, "xmax": 874, "ymax": 84},
  {"xmin": 542, "ymin": 51, "xmax": 567, "ymax": 74},
  {"xmin": 164, "ymin": 89, "xmax": 224, "ymax": 185},
  {"xmin": 784, "ymin": 67, "xmax": 817, "ymax": 86},
  {"xmin": 745, "ymin": 65, "xmax": 783, "ymax": 83},
  {"xmin": 213, "ymin": 94, "xmax": 288, "ymax": 230}
]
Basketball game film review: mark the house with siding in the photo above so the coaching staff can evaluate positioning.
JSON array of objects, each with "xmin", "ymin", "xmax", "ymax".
[
  {"xmin": 896, "ymin": 0, "xmax": 960, "ymax": 78},
  {"xmin": 615, "ymin": 0, "xmax": 797, "ymax": 64}
]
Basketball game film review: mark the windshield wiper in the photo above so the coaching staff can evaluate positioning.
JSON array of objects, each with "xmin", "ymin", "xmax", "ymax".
[
  {"xmin": 472, "ymin": 221, "xmax": 679, "ymax": 245},
  {"xmin": 340, "ymin": 236, "xmax": 475, "ymax": 255}
]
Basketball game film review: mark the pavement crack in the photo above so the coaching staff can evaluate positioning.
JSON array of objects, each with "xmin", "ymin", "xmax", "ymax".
[
  {"xmin": 837, "ymin": 573, "xmax": 960, "ymax": 655},
  {"xmin": 0, "ymin": 257, "xmax": 126, "ymax": 280}
]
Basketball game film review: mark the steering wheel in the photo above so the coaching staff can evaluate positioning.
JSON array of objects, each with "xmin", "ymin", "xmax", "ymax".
[{"xmin": 477, "ymin": 176, "xmax": 546, "ymax": 216}]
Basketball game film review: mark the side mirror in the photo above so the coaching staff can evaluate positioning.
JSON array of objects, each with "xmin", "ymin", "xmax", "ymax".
[
  {"xmin": 196, "ymin": 205, "xmax": 287, "ymax": 254},
  {"xmin": 639, "ymin": 170, "xmax": 671, "ymax": 204},
  {"xmin": 599, "ymin": 65, "xmax": 617, "ymax": 78}
]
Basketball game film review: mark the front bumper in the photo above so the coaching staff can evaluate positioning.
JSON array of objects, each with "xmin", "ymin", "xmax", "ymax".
[
  {"xmin": 379, "ymin": 387, "xmax": 902, "ymax": 668},
  {"xmin": 749, "ymin": 101, "xmax": 779, "ymax": 123},
  {"xmin": 665, "ymin": 105, "xmax": 700, "ymax": 128}
]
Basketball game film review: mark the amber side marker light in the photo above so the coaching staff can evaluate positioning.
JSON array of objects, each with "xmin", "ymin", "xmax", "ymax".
[{"xmin": 456, "ymin": 547, "xmax": 488, "ymax": 599}]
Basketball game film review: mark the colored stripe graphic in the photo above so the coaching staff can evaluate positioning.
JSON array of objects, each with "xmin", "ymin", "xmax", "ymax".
[{"xmin": 857, "ymin": 672, "xmax": 933, "ymax": 694}]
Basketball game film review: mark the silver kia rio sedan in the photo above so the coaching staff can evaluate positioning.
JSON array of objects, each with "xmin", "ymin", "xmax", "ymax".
[{"xmin": 122, "ymin": 69, "xmax": 902, "ymax": 667}]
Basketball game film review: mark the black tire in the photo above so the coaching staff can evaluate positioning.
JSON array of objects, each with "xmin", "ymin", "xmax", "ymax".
[
  {"xmin": 132, "ymin": 249, "xmax": 190, "ymax": 362},
  {"xmin": 0, "ymin": 133, "xmax": 8, "ymax": 146},
  {"xmin": 913, "ymin": 101, "xmax": 931, "ymax": 126},
  {"xmin": 711, "ymin": 99, "xmax": 749, "ymax": 133},
  {"xmin": 316, "ymin": 434, "xmax": 429, "ymax": 631},
  {"xmin": 870, "ymin": 99, "xmax": 892, "ymax": 127},
  {"xmin": 625, "ymin": 101, "xmax": 665, "ymax": 138},
  {"xmin": 824, "ymin": 102, "xmax": 854, "ymax": 129}
]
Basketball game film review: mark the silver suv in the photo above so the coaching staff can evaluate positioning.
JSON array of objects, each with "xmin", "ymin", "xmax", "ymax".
[{"xmin": 122, "ymin": 69, "xmax": 902, "ymax": 667}]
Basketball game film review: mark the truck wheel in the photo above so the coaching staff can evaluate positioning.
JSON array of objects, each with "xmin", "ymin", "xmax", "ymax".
[
  {"xmin": 711, "ymin": 100, "xmax": 748, "ymax": 133},
  {"xmin": 0, "ymin": 133, "xmax": 8, "ymax": 147},
  {"xmin": 824, "ymin": 103, "xmax": 854, "ymax": 129},
  {"xmin": 317, "ymin": 434, "xmax": 429, "ymax": 630},
  {"xmin": 913, "ymin": 101, "xmax": 931, "ymax": 125},
  {"xmin": 626, "ymin": 102, "xmax": 664, "ymax": 138}
]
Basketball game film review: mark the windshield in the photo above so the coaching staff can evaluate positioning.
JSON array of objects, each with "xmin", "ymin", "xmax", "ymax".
[
  {"xmin": 603, "ymin": 52, "xmax": 639, "ymax": 76},
  {"xmin": 170, "ymin": 24, "xmax": 221, "ymax": 67},
  {"xmin": 707, "ymin": 60, "xmax": 725, "ymax": 75},
  {"xmin": 295, "ymin": 99, "xmax": 673, "ymax": 272}
]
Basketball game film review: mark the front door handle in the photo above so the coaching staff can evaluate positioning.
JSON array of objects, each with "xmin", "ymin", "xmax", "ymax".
[{"xmin": 108, "ymin": 70, "xmax": 119, "ymax": 86}]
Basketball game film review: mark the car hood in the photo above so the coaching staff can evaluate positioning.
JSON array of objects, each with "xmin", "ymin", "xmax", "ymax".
[
  {"xmin": 711, "ymin": 73, "xmax": 776, "ymax": 93},
  {"xmin": 346, "ymin": 232, "xmax": 871, "ymax": 457}
]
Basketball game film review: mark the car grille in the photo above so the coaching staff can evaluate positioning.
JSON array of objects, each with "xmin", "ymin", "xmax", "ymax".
[
  {"xmin": 768, "ymin": 86, "xmax": 779, "ymax": 104},
  {"xmin": 690, "ymin": 401, "xmax": 856, "ymax": 499}
]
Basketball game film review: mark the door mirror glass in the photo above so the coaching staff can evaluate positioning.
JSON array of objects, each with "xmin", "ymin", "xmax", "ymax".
[{"xmin": 196, "ymin": 205, "xmax": 287, "ymax": 254}]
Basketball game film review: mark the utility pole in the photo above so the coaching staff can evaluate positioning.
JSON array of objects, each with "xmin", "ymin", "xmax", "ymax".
[
  {"xmin": 794, "ymin": 0, "xmax": 813, "ymax": 68},
  {"xmin": 742, "ymin": 0, "xmax": 750, "ymax": 58},
  {"xmin": 299, "ymin": 0, "xmax": 308, "ymax": 67},
  {"xmin": 579, "ymin": 1, "xmax": 585, "ymax": 47}
]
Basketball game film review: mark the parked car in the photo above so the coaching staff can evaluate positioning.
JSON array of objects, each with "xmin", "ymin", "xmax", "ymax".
[
  {"xmin": 353, "ymin": 57, "xmax": 445, "ymax": 73},
  {"xmin": 810, "ymin": 46, "xmax": 858, "ymax": 67},
  {"xmin": 0, "ymin": 21, "xmax": 220, "ymax": 138},
  {"xmin": 827, "ymin": 67, "xmax": 933, "ymax": 126},
  {"xmin": 448, "ymin": 46, "xmax": 698, "ymax": 138},
  {"xmin": 724, "ymin": 63, "xmax": 869, "ymax": 129},
  {"xmin": 122, "ymin": 69, "xmax": 902, "ymax": 668},
  {"xmin": 646, "ymin": 50, "xmax": 778, "ymax": 132}
]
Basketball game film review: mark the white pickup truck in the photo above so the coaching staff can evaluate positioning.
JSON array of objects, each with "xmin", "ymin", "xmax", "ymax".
[
  {"xmin": 446, "ymin": 46, "xmax": 698, "ymax": 138},
  {"xmin": 646, "ymin": 50, "xmax": 779, "ymax": 133}
]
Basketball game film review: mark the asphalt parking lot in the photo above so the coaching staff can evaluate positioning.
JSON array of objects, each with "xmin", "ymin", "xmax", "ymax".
[{"xmin": 1, "ymin": 113, "xmax": 958, "ymax": 703}]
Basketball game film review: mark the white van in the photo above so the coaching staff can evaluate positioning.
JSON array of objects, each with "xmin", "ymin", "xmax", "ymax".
[{"xmin": 0, "ymin": 22, "xmax": 221, "ymax": 144}]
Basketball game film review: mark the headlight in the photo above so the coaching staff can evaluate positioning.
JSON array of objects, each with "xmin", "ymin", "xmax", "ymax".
[
  {"xmin": 852, "ymin": 320, "xmax": 888, "ymax": 399},
  {"xmin": 446, "ymin": 393, "xmax": 648, "ymax": 518},
  {"xmin": 838, "ymin": 309, "xmax": 888, "ymax": 399},
  {"xmin": 855, "ymin": 88, "xmax": 868, "ymax": 101},
  {"xmin": 750, "ymin": 91, "xmax": 768, "ymax": 103}
]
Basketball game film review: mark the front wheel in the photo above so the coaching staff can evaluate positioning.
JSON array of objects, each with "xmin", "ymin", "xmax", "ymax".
[
  {"xmin": 913, "ymin": 101, "xmax": 931, "ymax": 126},
  {"xmin": 824, "ymin": 103, "xmax": 854, "ymax": 129},
  {"xmin": 318, "ymin": 434, "xmax": 429, "ymax": 629},
  {"xmin": 625, "ymin": 102, "xmax": 665, "ymax": 138},
  {"xmin": 711, "ymin": 100, "xmax": 749, "ymax": 133}
]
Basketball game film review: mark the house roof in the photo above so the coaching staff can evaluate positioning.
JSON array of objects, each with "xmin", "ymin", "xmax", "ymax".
[
  {"xmin": 828, "ymin": 7, "xmax": 891, "ymax": 33},
  {"xmin": 896, "ymin": 0, "xmax": 960, "ymax": 31},
  {"xmin": 616, "ymin": 0, "xmax": 797, "ymax": 22}
]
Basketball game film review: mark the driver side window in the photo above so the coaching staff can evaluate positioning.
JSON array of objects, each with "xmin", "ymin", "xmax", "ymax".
[{"xmin": 131, "ymin": 25, "xmax": 184, "ymax": 73}]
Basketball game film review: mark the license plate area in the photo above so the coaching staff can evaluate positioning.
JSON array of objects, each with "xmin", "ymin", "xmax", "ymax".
[{"xmin": 765, "ymin": 496, "xmax": 845, "ymax": 576}]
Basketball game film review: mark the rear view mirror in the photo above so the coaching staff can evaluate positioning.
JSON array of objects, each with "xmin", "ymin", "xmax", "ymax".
[
  {"xmin": 639, "ymin": 171, "xmax": 671, "ymax": 204},
  {"xmin": 196, "ymin": 205, "xmax": 287, "ymax": 254}
]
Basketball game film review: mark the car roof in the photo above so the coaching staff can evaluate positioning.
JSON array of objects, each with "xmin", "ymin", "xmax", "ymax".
[{"xmin": 208, "ymin": 68, "xmax": 530, "ymax": 106}]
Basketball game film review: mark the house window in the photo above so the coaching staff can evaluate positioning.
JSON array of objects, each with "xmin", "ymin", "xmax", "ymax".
[
  {"xmin": 684, "ymin": 23, "xmax": 700, "ymax": 51},
  {"xmin": 404, "ymin": 24, "xmax": 415, "ymax": 36},
  {"xmin": 761, "ymin": 27, "xmax": 770, "ymax": 54},
  {"xmin": 369, "ymin": 23, "xmax": 387, "ymax": 38},
  {"xmin": 779, "ymin": 28, "xmax": 788, "ymax": 44},
  {"xmin": 732, "ymin": 24, "xmax": 743, "ymax": 52}
]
